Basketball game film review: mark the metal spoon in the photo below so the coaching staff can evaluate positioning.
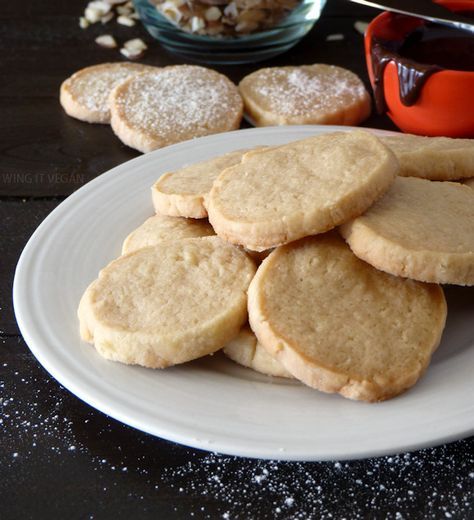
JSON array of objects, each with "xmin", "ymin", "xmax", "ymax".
[{"xmin": 348, "ymin": 0, "xmax": 474, "ymax": 34}]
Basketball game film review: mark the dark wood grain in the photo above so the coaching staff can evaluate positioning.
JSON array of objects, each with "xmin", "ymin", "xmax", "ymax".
[
  {"xmin": 0, "ymin": 0, "xmax": 396, "ymax": 197},
  {"xmin": 1, "ymin": 337, "xmax": 474, "ymax": 520},
  {"xmin": 1, "ymin": 1, "xmax": 472, "ymax": 518},
  {"xmin": 1, "ymin": 199, "xmax": 62, "ymax": 335}
]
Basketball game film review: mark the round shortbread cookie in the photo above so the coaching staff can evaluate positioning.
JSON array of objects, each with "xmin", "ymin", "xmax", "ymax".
[
  {"xmin": 110, "ymin": 65, "xmax": 243, "ymax": 153},
  {"xmin": 152, "ymin": 149, "xmax": 248, "ymax": 219},
  {"xmin": 248, "ymin": 233, "xmax": 447, "ymax": 402},
  {"xmin": 60, "ymin": 63, "xmax": 155, "ymax": 124},
  {"xmin": 121, "ymin": 214, "xmax": 214, "ymax": 255},
  {"xmin": 341, "ymin": 177, "xmax": 474, "ymax": 285},
  {"xmin": 381, "ymin": 134, "xmax": 474, "ymax": 180},
  {"xmin": 238, "ymin": 64, "xmax": 371, "ymax": 127},
  {"xmin": 78, "ymin": 236, "xmax": 256, "ymax": 368},
  {"xmin": 207, "ymin": 130, "xmax": 398, "ymax": 251},
  {"xmin": 223, "ymin": 326, "xmax": 294, "ymax": 379},
  {"xmin": 463, "ymin": 178, "xmax": 474, "ymax": 189}
]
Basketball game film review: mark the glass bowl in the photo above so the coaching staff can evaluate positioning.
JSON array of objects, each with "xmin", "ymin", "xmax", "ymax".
[{"xmin": 133, "ymin": 0, "xmax": 327, "ymax": 64}]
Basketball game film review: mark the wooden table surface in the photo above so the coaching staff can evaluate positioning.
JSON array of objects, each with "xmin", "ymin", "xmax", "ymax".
[{"xmin": 1, "ymin": 0, "xmax": 473, "ymax": 518}]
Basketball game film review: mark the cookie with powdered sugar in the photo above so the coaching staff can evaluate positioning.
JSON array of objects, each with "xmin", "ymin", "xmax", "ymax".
[
  {"xmin": 239, "ymin": 64, "xmax": 371, "ymax": 127},
  {"xmin": 109, "ymin": 65, "xmax": 243, "ymax": 153},
  {"xmin": 60, "ymin": 62, "xmax": 156, "ymax": 124}
]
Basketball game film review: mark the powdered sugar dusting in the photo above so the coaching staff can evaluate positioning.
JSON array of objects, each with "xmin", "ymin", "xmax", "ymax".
[
  {"xmin": 1, "ymin": 348, "xmax": 473, "ymax": 518},
  {"xmin": 68, "ymin": 63, "xmax": 151, "ymax": 113},
  {"xmin": 246, "ymin": 65, "xmax": 368, "ymax": 117},
  {"xmin": 114, "ymin": 66, "xmax": 241, "ymax": 142},
  {"xmin": 162, "ymin": 450, "xmax": 474, "ymax": 518}
]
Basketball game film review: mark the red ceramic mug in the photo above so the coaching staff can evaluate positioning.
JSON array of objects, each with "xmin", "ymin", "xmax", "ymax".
[{"xmin": 365, "ymin": 0, "xmax": 474, "ymax": 137}]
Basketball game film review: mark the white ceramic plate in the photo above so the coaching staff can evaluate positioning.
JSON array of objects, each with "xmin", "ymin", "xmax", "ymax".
[{"xmin": 14, "ymin": 126, "xmax": 474, "ymax": 461}]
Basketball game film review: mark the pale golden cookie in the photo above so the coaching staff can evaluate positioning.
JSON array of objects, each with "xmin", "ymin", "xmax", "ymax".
[
  {"xmin": 239, "ymin": 64, "xmax": 371, "ymax": 127},
  {"xmin": 248, "ymin": 233, "xmax": 447, "ymax": 402},
  {"xmin": 152, "ymin": 150, "xmax": 248, "ymax": 219},
  {"xmin": 78, "ymin": 236, "xmax": 256, "ymax": 368},
  {"xmin": 244, "ymin": 248, "xmax": 272, "ymax": 264},
  {"xmin": 110, "ymin": 65, "xmax": 243, "ymax": 153},
  {"xmin": 223, "ymin": 326, "xmax": 294, "ymax": 379},
  {"xmin": 341, "ymin": 177, "xmax": 474, "ymax": 285},
  {"xmin": 60, "ymin": 63, "xmax": 155, "ymax": 124},
  {"xmin": 207, "ymin": 131, "xmax": 398, "ymax": 251},
  {"xmin": 121, "ymin": 214, "xmax": 214, "ymax": 255},
  {"xmin": 381, "ymin": 134, "xmax": 474, "ymax": 180}
]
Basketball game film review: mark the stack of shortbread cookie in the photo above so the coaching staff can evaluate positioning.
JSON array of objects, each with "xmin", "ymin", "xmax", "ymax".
[
  {"xmin": 60, "ymin": 62, "xmax": 373, "ymax": 152},
  {"xmin": 60, "ymin": 63, "xmax": 243, "ymax": 152},
  {"xmin": 78, "ymin": 130, "xmax": 474, "ymax": 402}
]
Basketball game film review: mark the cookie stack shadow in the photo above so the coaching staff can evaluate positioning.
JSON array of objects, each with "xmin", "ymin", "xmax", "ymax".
[{"xmin": 78, "ymin": 130, "xmax": 474, "ymax": 403}]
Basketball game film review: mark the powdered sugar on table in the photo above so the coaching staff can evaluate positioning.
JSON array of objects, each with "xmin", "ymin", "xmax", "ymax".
[{"xmin": 1, "ymin": 349, "xmax": 473, "ymax": 519}]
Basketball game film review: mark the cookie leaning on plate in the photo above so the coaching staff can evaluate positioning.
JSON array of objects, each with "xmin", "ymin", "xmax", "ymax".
[
  {"xmin": 109, "ymin": 65, "xmax": 243, "ymax": 153},
  {"xmin": 341, "ymin": 177, "xmax": 474, "ymax": 285},
  {"xmin": 223, "ymin": 326, "xmax": 294, "ymax": 379},
  {"xmin": 248, "ymin": 233, "xmax": 447, "ymax": 402},
  {"xmin": 60, "ymin": 62, "xmax": 156, "ymax": 124},
  {"xmin": 122, "ymin": 214, "xmax": 214, "ymax": 254},
  {"xmin": 239, "ymin": 64, "xmax": 371, "ymax": 127},
  {"xmin": 207, "ymin": 130, "xmax": 398, "ymax": 251},
  {"xmin": 78, "ymin": 236, "xmax": 256, "ymax": 368},
  {"xmin": 152, "ymin": 149, "xmax": 250, "ymax": 219},
  {"xmin": 381, "ymin": 134, "xmax": 474, "ymax": 180}
]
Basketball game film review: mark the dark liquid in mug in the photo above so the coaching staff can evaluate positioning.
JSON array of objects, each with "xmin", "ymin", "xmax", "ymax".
[
  {"xmin": 371, "ymin": 11, "xmax": 474, "ymax": 113},
  {"xmin": 400, "ymin": 18, "xmax": 474, "ymax": 71}
]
